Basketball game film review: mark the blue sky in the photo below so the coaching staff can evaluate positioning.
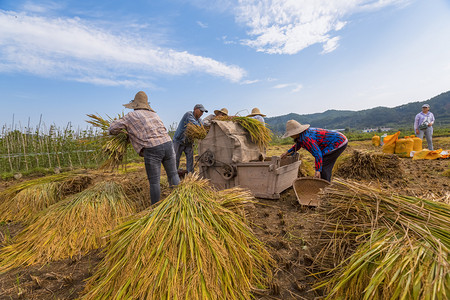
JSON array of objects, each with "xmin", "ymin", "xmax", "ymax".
[{"xmin": 1, "ymin": 0, "xmax": 450, "ymax": 131}]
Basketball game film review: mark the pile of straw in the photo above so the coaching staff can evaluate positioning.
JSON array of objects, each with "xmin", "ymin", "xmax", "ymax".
[
  {"xmin": 86, "ymin": 113, "xmax": 129, "ymax": 170},
  {"xmin": 335, "ymin": 149, "xmax": 404, "ymax": 180},
  {"xmin": 313, "ymin": 179, "xmax": 450, "ymax": 299},
  {"xmin": 185, "ymin": 123, "xmax": 208, "ymax": 142},
  {"xmin": 82, "ymin": 174, "xmax": 273, "ymax": 299},
  {"xmin": 215, "ymin": 116, "xmax": 272, "ymax": 150},
  {"xmin": 0, "ymin": 174, "xmax": 91, "ymax": 223},
  {"xmin": 0, "ymin": 181, "xmax": 138, "ymax": 271}
]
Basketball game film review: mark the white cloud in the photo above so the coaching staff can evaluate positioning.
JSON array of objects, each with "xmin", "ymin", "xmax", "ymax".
[
  {"xmin": 321, "ymin": 36, "xmax": 340, "ymax": 54},
  {"xmin": 235, "ymin": 0, "xmax": 409, "ymax": 55},
  {"xmin": 273, "ymin": 82, "xmax": 303, "ymax": 92},
  {"xmin": 197, "ymin": 20, "xmax": 208, "ymax": 28},
  {"xmin": 22, "ymin": 1, "xmax": 64, "ymax": 13},
  {"xmin": 273, "ymin": 83, "xmax": 290, "ymax": 89},
  {"xmin": 241, "ymin": 79, "xmax": 260, "ymax": 84},
  {"xmin": 0, "ymin": 11, "xmax": 246, "ymax": 86}
]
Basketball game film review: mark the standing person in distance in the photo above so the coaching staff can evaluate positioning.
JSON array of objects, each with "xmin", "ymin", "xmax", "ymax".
[
  {"xmin": 109, "ymin": 91, "xmax": 180, "ymax": 205},
  {"xmin": 280, "ymin": 120, "xmax": 348, "ymax": 182},
  {"xmin": 203, "ymin": 108, "xmax": 229, "ymax": 126},
  {"xmin": 414, "ymin": 104, "xmax": 435, "ymax": 150},
  {"xmin": 247, "ymin": 108, "xmax": 266, "ymax": 123},
  {"xmin": 173, "ymin": 104, "xmax": 208, "ymax": 173}
]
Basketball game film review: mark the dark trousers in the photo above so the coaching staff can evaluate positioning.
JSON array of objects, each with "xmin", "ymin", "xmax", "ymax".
[
  {"xmin": 143, "ymin": 141, "xmax": 180, "ymax": 205},
  {"xmin": 321, "ymin": 142, "xmax": 348, "ymax": 182},
  {"xmin": 173, "ymin": 142, "xmax": 194, "ymax": 173}
]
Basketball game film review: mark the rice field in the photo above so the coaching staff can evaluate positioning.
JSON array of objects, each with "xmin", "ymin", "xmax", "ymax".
[
  {"xmin": 0, "ymin": 130, "xmax": 449, "ymax": 299},
  {"xmin": 0, "ymin": 120, "xmax": 141, "ymax": 177}
]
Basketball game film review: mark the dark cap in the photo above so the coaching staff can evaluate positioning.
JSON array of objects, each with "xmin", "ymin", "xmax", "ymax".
[{"xmin": 194, "ymin": 104, "xmax": 208, "ymax": 113}]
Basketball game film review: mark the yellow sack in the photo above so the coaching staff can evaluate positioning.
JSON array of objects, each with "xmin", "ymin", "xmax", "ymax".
[
  {"xmin": 412, "ymin": 137, "xmax": 422, "ymax": 151},
  {"xmin": 372, "ymin": 135, "xmax": 380, "ymax": 147},
  {"xmin": 382, "ymin": 131, "xmax": 400, "ymax": 154},
  {"xmin": 395, "ymin": 138, "xmax": 414, "ymax": 158},
  {"xmin": 412, "ymin": 149, "xmax": 443, "ymax": 160}
]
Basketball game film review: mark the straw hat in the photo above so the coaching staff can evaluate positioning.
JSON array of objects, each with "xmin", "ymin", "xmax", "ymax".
[
  {"xmin": 214, "ymin": 108, "xmax": 229, "ymax": 116},
  {"xmin": 123, "ymin": 91, "xmax": 155, "ymax": 112},
  {"xmin": 282, "ymin": 120, "xmax": 310, "ymax": 138},
  {"xmin": 247, "ymin": 107, "xmax": 266, "ymax": 117}
]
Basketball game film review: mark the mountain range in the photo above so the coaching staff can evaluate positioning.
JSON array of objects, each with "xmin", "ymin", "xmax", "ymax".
[{"xmin": 265, "ymin": 91, "xmax": 450, "ymax": 134}]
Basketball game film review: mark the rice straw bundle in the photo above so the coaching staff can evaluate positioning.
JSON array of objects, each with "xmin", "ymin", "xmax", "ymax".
[
  {"xmin": 86, "ymin": 113, "xmax": 129, "ymax": 170},
  {"xmin": 82, "ymin": 174, "xmax": 273, "ymax": 300},
  {"xmin": 185, "ymin": 123, "xmax": 208, "ymax": 142},
  {"xmin": 335, "ymin": 149, "xmax": 404, "ymax": 180},
  {"xmin": 313, "ymin": 179, "xmax": 450, "ymax": 299},
  {"xmin": 0, "ymin": 174, "xmax": 91, "ymax": 223},
  {"xmin": 0, "ymin": 173, "xmax": 73, "ymax": 201},
  {"xmin": 0, "ymin": 181, "xmax": 137, "ymax": 271},
  {"xmin": 215, "ymin": 116, "xmax": 272, "ymax": 150}
]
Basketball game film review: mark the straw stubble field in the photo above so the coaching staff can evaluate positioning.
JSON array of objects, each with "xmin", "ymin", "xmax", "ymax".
[{"xmin": 0, "ymin": 137, "xmax": 449, "ymax": 299}]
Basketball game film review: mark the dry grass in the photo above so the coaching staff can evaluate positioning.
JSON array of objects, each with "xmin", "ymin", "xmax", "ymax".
[
  {"xmin": 335, "ymin": 149, "xmax": 404, "ymax": 180},
  {"xmin": 0, "ymin": 174, "xmax": 91, "ymax": 223},
  {"xmin": 215, "ymin": 116, "xmax": 272, "ymax": 150},
  {"xmin": 313, "ymin": 179, "xmax": 450, "ymax": 299},
  {"xmin": 185, "ymin": 123, "xmax": 208, "ymax": 142},
  {"xmin": 86, "ymin": 113, "xmax": 129, "ymax": 170},
  {"xmin": 82, "ymin": 174, "xmax": 273, "ymax": 300},
  {"xmin": 0, "ymin": 181, "xmax": 138, "ymax": 271}
]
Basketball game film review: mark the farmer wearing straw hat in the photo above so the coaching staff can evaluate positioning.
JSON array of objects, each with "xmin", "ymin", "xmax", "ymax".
[
  {"xmin": 247, "ymin": 108, "xmax": 266, "ymax": 123},
  {"xmin": 280, "ymin": 120, "xmax": 348, "ymax": 182},
  {"xmin": 109, "ymin": 91, "xmax": 180, "ymax": 205},
  {"xmin": 203, "ymin": 108, "xmax": 229, "ymax": 126},
  {"xmin": 173, "ymin": 104, "xmax": 208, "ymax": 173}
]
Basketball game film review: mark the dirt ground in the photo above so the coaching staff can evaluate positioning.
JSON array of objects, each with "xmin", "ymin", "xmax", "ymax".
[{"xmin": 0, "ymin": 139, "xmax": 448, "ymax": 300}]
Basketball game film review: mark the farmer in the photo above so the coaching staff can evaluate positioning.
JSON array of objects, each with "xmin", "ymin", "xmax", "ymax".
[
  {"xmin": 414, "ymin": 104, "xmax": 435, "ymax": 150},
  {"xmin": 109, "ymin": 91, "xmax": 180, "ymax": 205},
  {"xmin": 247, "ymin": 107, "xmax": 266, "ymax": 123},
  {"xmin": 173, "ymin": 104, "xmax": 208, "ymax": 173},
  {"xmin": 203, "ymin": 108, "xmax": 229, "ymax": 126},
  {"xmin": 280, "ymin": 120, "xmax": 348, "ymax": 182}
]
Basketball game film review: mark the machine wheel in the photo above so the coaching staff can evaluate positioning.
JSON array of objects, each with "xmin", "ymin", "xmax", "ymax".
[
  {"xmin": 201, "ymin": 150, "xmax": 215, "ymax": 166},
  {"xmin": 220, "ymin": 163, "xmax": 236, "ymax": 180}
]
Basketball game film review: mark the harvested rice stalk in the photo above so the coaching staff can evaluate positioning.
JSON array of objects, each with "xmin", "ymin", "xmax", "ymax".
[
  {"xmin": 313, "ymin": 179, "xmax": 450, "ymax": 299},
  {"xmin": 0, "ymin": 173, "xmax": 74, "ymax": 201},
  {"xmin": 215, "ymin": 116, "xmax": 272, "ymax": 150},
  {"xmin": 0, "ymin": 174, "xmax": 91, "ymax": 223},
  {"xmin": 86, "ymin": 113, "xmax": 129, "ymax": 170},
  {"xmin": 0, "ymin": 181, "xmax": 137, "ymax": 271},
  {"xmin": 335, "ymin": 149, "xmax": 404, "ymax": 180},
  {"xmin": 82, "ymin": 174, "xmax": 273, "ymax": 300},
  {"xmin": 185, "ymin": 123, "xmax": 208, "ymax": 142}
]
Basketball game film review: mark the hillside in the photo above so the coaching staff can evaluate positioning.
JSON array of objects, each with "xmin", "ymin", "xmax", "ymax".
[{"xmin": 266, "ymin": 91, "xmax": 450, "ymax": 134}]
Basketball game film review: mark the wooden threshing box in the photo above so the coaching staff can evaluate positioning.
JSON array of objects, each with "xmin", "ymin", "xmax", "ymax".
[{"xmin": 198, "ymin": 120, "xmax": 301, "ymax": 199}]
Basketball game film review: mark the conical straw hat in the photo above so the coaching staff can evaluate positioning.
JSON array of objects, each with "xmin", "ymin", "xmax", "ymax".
[
  {"xmin": 123, "ymin": 91, "xmax": 155, "ymax": 112},
  {"xmin": 282, "ymin": 120, "xmax": 310, "ymax": 138},
  {"xmin": 214, "ymin": 108, "xmax": 229, "ymax": 116},
  {"xmin": 247, "ymin": 108, "xmax": 266, "ymax": 117}
]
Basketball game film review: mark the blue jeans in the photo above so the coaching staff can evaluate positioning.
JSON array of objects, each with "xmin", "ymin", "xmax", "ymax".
[
  {"xmin": 173, "ymin": 142, "xmax": 194, "ymax": 173},
  {"xmin": 143, "ymin": 141, "xmax": 180, "ymax": 205},
  {"xmin": 418, "ymin": 127, "xmax": 433, "ymax": 150}
]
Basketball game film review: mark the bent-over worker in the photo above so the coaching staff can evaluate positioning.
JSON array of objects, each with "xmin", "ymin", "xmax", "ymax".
[
  {"xmin": 280, "ymin": 120, "xmax": 348, "ymax": 182},
  {"xmin": 109, "ymin": 91, "xmax": 180, "ymax": 205}
]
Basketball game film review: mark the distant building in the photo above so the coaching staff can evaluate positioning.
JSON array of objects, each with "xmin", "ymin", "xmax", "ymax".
[{"xmin": 362, "ymin": 127, "xmax": 392, "ymax": 133}]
